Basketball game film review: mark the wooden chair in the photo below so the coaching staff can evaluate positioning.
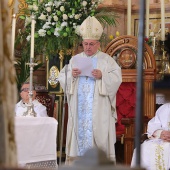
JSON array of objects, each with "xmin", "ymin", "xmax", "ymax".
[
  {"xmin": 104, "ymin": 35, "xmax": 156, "ymax": 165},
  {"xmin": 35, "ymin": 85, "xmax": 55, "ymax": 117}
]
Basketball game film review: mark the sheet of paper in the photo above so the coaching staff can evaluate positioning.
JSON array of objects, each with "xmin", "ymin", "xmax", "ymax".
[{"xmin": 72, "ymin": 56, "xmax": 94, "ymax": 77}]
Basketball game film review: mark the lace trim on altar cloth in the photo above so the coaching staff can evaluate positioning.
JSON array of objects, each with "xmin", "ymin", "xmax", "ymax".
[
  {"xmin": 24, "ymin": 160, "xmax": 58, "ymax": 170},
  {"xmin": 156, "ymin": 93, "xmax": 170, "ymax": 105},
  {"xmin": 156, "ymin": 93, "xmax": 166, "ymax": 104}
]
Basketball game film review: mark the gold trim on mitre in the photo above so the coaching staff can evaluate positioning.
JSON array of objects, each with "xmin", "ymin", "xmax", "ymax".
[{"xmin": 79, "ymin": 16, "xmax": 103, "ymax": 40}]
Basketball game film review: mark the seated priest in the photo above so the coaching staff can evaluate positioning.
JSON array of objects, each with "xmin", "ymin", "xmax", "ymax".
[
  {"xmin": 58, "ymin": 16, "xmax": 122, "ymax": 164},
  {"xmin": 131, "ymin": 103, "xmax": 170, "ymax": 170},
  {"xmin": 15, "ymin": 82, "xmax": 48, "ymax": 117}
]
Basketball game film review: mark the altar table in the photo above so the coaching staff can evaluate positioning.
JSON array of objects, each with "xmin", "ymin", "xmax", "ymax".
[{"xmin": 15, "ymin": 117, "xmax": 58, "ymax": 167}]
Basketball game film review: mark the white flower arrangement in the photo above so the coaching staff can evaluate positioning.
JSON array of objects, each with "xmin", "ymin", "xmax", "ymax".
[{"xmin": 19, "ymin": 0, "xmax": 103, "ymax": 56}]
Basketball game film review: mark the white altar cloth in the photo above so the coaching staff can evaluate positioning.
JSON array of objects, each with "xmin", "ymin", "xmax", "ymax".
[
  {"xmin": 156, "ymin": 93, "xmax": 170, "ymax": 104},
  {"xmin": 15, "ymin": 117, "xmax": 58, "ymax": 164}
]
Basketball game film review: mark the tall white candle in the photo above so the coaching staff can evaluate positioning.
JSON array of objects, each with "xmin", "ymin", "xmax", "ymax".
[
  {"xmin": 11, "ymin": 14, "xmax": 16, "ymax": 60},
  {"xmin": 127, "ymin": 0, "xmax": 131, "ymax": 35},
  {"xmin": 145, "ymin": 0, "xmax": 150, "ymax": 37},
  {"xmin": 30, "ymin": 15, "xmax": 36, "ymax": 58},
  {"xmin": 161, "ymin": 0, "xmax": 165, "ymax": 41}
]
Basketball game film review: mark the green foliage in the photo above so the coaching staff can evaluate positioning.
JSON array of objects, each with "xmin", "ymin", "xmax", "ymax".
[
  {"xmin": 144, "ymin": 37, "xmax": 152, "ymax": 46},
  {"xmin": 15, "ymin": 32, "xmax": 43, "ymax": 92},
  {"xmin": 17, "ymin": 0, "xmax": 119, "ymax": 58},
  {"xmin": 15, "ymin": 53, "xmax": 43, "ymax": 92},
  {"xmin": 95, "ymin": 9, "xmax": 119, "ymax": 29}
]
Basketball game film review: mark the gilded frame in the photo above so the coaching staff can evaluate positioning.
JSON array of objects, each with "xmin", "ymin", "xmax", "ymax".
[
  {"xmin": 46, "ymin": 50, "xmax": 66, "ymax": 94},
  {"xmin": 8, "ymin": 0, "xmax": 28, "ymax": 18}
]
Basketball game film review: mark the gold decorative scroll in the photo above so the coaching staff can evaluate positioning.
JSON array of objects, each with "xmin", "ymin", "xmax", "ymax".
[
  {"xmin": 8, "ymin": 0, "xmax": 15, "ymax": 23},
  {"xmin": 8, "ymin": 0, "xmax": 15, "ymax": 9},
  {"xmin": 17, "ymin": 0, "xmax": 28, "ymax": 17},
  {"xmin": 8, "ymin": 0, "xmax": 28, "ymax": 19}
]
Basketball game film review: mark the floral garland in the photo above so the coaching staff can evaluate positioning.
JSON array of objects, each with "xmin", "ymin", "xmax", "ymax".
[
  {"xmin": 18, "ymin": 0, "xmax": 103, "ymax": 57},
  {"xmin": 144, "ymin": 36, "xmax": 152, "ymax": 46}
]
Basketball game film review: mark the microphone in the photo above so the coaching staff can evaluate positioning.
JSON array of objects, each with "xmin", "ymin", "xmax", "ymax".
[{"xmin": 64, "ymin": 54, "xmax": 70, "ymax": 65}]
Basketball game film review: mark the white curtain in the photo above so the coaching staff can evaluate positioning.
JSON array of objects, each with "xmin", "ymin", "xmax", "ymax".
[{"xmin": 0, "ymin": 0, "xmax": 17, "ymax": 166}]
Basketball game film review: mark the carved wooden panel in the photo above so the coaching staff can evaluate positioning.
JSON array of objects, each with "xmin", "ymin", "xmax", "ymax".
[
  {"xmin": 104, "ymin": 35, "xmax": 156, "ymax": 119},
  {"xmin": 35, "ymin": 91, "xmax": 55, "ymax": 117}
]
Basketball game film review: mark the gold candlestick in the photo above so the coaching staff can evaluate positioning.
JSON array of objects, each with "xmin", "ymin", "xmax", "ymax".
[
  {"xmin": 159, "ymin": 41, "xmax": 170, "ymax": 75},
  {"xmin": 23, "ymin": 59, "xmax": 38, "ymax": 117}
]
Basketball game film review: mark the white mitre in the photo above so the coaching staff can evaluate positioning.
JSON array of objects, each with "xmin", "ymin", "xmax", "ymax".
[{"xmin": 79, "ymin": 16, "xmax": 103, "ymax": 40}]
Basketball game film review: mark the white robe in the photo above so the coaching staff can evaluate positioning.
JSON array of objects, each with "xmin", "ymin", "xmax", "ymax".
[
  {"xmin": 15, "ymin": 100, "xmax": 48, "ymax": 117},
  {"xmin": 131, "ymin": 103, "xmax": 170, "ymax": 170},
  {"xmin": 58, "ymin": 51, "xmax": 122, "ymax": 161}
]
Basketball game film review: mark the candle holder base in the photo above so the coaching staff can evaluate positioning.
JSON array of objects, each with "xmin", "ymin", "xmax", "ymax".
[{"xmin": 23, "ymin": 103, "xmax": 37, "ymax": 117}]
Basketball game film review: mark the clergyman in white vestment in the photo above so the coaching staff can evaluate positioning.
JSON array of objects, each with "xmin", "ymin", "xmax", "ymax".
[
  {"xmin": 58, "ymin": 16, "xmax": 122, "ymax": 164},
  {"xmin": 15, "ymin": 82, "xmax": 48, "ymax": 117},
  {"xmin": 131, "ymin": 103, "xmax": 170, "ymax": 170}
]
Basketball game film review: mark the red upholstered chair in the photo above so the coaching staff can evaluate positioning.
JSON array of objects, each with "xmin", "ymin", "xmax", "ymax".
[
  {"xmin": 116, "ymin": 82, "xmax": 136, "ymax": 139},
  {"xmin": 35, "ymin": 85, "xmax": 55, "ymax": 117},
  {"xmin": 104, "ymin": 35, "xmax": 156, "ymax": 165}
]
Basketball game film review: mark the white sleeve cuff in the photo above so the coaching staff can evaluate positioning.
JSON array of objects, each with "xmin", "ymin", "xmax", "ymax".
[{"xmin": 153, "ymin": 129, "xmax": 163, "ymax": 139}]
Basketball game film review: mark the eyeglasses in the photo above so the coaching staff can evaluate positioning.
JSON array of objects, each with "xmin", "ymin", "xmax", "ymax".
[
  {"xmin": 20, "ymin": 88, "xmax": 29, "ymax": 92},
  {"xmin": 83, "ymin": 41, "xmax": 98, "ymax": 47},
  {"xmin": 20, "ymin": 87, "xmax": 35, "ymax": 92}
]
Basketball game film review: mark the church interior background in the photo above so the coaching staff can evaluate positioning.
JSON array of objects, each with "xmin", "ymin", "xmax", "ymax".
[{"xmin": 3, "ymin": 0, "xmax": 170, "ymax": 167}]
